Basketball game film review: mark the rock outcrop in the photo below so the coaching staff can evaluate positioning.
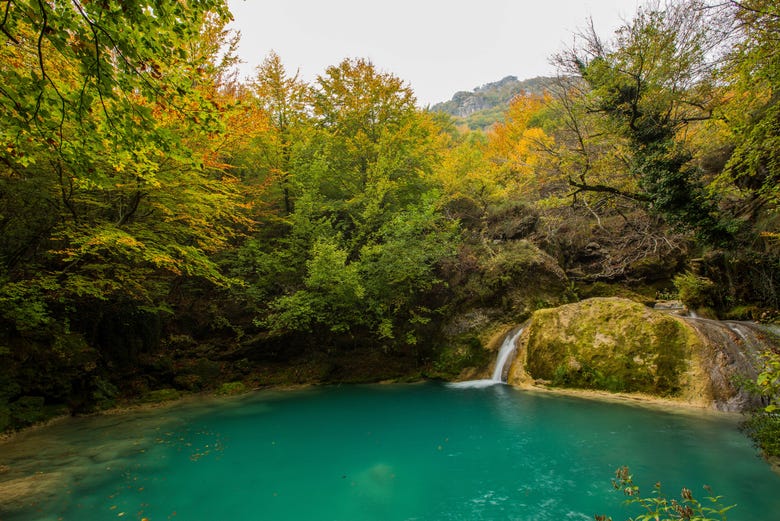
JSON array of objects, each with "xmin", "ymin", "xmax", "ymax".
[{"xmin": 507, "ymin": 297, "xmax": 774, "ymax": 410}]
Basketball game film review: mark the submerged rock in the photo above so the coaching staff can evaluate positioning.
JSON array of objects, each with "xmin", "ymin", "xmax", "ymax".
[
  {"xmin": 0, "ymin": 471, "xmax": 66, "ymax": 515},
  {"xmin": 507, "ymin": 297, "xmax": 773, "ymax": 410}
]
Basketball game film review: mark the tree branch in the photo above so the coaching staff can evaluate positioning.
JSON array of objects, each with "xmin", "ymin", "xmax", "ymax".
[
  {"xmin": 0, "ymin": 0, "xmax": 19, "ymax": 44},
  {"xmin": 568, "ymin": 177, "xmax": 652, "ymax": 203}
]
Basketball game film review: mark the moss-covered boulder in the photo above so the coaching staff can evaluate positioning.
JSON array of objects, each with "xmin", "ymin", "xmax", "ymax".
[{"xmin": 508, "ymin": 298, "xmax": 700, "ymax": 396}]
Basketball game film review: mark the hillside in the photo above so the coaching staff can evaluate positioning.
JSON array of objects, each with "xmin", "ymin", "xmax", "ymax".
[{"xmin": 431, "ymin": 75, "xmax": 555, "ymax": 129}]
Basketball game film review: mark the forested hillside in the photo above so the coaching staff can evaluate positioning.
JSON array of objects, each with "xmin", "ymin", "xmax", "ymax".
[
  {"xmin": 431, "ymin": 76, "xmax": 555, "ymax": 129},
  {"xmin": 0, "ymin": 0, "xmax": 778, "ymax": 434}
]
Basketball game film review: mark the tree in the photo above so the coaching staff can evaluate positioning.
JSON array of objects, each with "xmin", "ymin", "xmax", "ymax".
[
  {"xmin": 717, "ymin": 0, "xmax": 780, "ymax": 223},
  {"xmin": 0, "ymin": 0, "xmax": 250, "ymax": 416},
  {"xmin": 0, "ymin": 1, "xmax": 230, "ymax": 148},
  {"xmin": 486, "ymin": 93, "xmax": 556, "ymax": 200},
  {"xmin": 299, "ymin": 58, "xmax": 438, "ymax": 248},
  {"xmin": 254, "ymin": 58, "xmax": 458, "ymax": 344},
  {"xmin": 435, "ymin": 130, "xmax": 496, "ymax": 209},
  {"xmin": 249, "ymin": 51, "xmax": 311, "ymax": 214},
  {"xmin": 551, "ymin": 1, "xmax": 734, "ymax": 244}
]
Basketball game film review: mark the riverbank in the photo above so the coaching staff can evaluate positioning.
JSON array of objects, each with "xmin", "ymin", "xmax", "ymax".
[
  {"xmin": 515, "ymin": 382, "xmax": 743, "ymax": 418},
  {"xmin": 0, "ymin": 376, "xmax": 744, "ymax": 446}
]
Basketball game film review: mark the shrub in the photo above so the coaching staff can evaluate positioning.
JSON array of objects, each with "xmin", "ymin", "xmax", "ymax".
[
  {"xmin": 741, "ymin": 350, "xmax": 780, "ymax": 458},
  {"xmin": 216, "ymin": 381, "xmax": 248, "ymax": 396},
  {"xmin": 141, "ymin": 388, "xmax": 181, "ymax": 403},
  {"xmin": 595, "ymin": 466, "xmax": 735, "ymax": 521},
  {"xmin": 742, "ymin": 411, "xmax": 780, "ymax": 458},
  {"xmin": 673, "ymin": 272, "xmax": 716, "ymax": 310},
  {"xmin": 9, "ymin": 396, "xmax": 47, "ymax": 426}
]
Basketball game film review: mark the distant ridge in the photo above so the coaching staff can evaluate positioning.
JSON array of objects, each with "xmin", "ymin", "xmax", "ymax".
[{"xmin": 431, "ymin": 76, "xmax": 555, "ymax": 130}]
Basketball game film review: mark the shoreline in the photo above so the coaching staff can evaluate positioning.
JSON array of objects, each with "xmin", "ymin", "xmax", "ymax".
[
  {"xmin": 0, "ymin": 378, "xmax": 745, "ymax": 445},
  {"xmin": 513, "ymin": 382, "xmax": 745, "ymax": 419},
  {"xmin": 0, "ymin": 382, "xmax": 317, "ymax": 444}
]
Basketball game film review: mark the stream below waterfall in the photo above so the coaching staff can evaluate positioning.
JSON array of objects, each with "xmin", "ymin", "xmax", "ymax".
[{"xmin": 1, "ymin": 383, "xmax": 778, "ymax": 521}]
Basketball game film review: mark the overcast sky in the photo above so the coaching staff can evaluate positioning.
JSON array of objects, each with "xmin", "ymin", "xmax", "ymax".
[{"xmin": 225, "ymin": 0, "xmax": 638, "ymax": 107}]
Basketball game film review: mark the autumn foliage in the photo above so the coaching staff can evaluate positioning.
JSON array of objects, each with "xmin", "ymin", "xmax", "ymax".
[{"xmin": 0, "ymin": 0, "xmax": 777, "ymax": 431}]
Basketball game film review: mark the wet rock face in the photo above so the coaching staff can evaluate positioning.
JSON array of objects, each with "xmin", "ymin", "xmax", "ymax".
[
  {"xmin": 683, "ymin": 318, "xmax": 770, "ymax": 412},
  {"xmin": 507, "ymin": 298, "xmax": 777, "ymax": 410}
]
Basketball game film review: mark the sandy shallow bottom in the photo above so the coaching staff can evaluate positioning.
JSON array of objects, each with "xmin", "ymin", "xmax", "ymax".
[{"xmin": 518, "ymin": 383, "xmax": 743, "ymax": 418}]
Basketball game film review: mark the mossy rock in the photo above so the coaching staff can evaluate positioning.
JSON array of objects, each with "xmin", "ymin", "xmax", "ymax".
[
  {"xmin": 575, "ymin": 282, "xmax": 654, "ymax": 305},
  {"xmin": 510, "ymin": 298, "xmax": 697, "ymax": 396},
  {"xmin": 216, "ymin": 381, "xmax": 248, "ymax": 396},
  {"xmin": 484, "ymin": 202, "xmax": 539, "ymax": 240},
  {"xmin": 429, "ymin": 335, "xmax": 493, "ymax": 380},
  {"xmin": 456, "ymin": 240, "xmax": 572, "ymax": 317},
  {"xmin": 437, "ymin": 239, "xmax": 573, "ymax": 379},
  {"xmin": 141, "ymin": 388, "xmax": 181, "ymax": 403}
]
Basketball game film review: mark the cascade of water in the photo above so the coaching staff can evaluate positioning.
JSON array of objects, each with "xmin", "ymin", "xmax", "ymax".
[
  {"xmin": 449, "ymin": 327, "xmax": 524, "ymax": 388},
  {"xmin": 491, "ymin": 327, "xmax": 525, "ymax": 382}
]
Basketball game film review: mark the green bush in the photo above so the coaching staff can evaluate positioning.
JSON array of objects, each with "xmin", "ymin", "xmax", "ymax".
[
  {"xmin": 141, "ymin": 388, "xmax": 181, "ymax": 403},
  {"xmin": 723, "ymin": 305, "xmax": 760, "ymax": 321},
  {"xmin": 742, "ymin": 411, "xmax": 780, "ymax": 458},
  {"xmin": 9, "ymin": 396, "xmax": 46, "ymax": 426},
  {"xmin": 216, "ymin": 381, "xmax": 248, "ymax": 396},
  {"xmin": 673, "ymin": 272, "xmax": 716, "ymax": 310},
  {"xmin": 741, "ymin": 350, "xmax": 780, "ymax": 458}
]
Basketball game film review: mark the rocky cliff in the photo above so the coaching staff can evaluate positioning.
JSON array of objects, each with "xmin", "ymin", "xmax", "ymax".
[{"xmin": 431, "ymin": 76, "xmax": 555, "ymax": 128}]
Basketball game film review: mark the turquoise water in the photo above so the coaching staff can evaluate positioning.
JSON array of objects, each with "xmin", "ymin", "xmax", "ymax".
[{"xmin": 2, "ymin": 383, "xmax": 779, "ymax": 520}]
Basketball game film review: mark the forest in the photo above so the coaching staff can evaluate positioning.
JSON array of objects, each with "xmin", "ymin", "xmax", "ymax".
[{"xmin": 0, "ymin": 0, "xmax": 778, "ymax": 450}]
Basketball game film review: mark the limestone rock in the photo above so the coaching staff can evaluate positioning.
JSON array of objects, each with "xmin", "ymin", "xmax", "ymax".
[
  {"xmin": 509, "ymin": 298, "xmax": 695, "ymax": 397},
  {"xmin": 506, "ymin": 297, "xmax": 770, "ymax": 409}
]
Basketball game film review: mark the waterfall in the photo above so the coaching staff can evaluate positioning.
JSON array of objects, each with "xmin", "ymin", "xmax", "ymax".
[
  {"xmin": 491, "ymin": 327, "xmax": 525, "ymax": 382},
  {"xmin": 449, "ymin": 327, "xmax": 524, "ymax": 388}
]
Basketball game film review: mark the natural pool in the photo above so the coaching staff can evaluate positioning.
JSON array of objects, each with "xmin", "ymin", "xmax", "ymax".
[{"xmin": 2, "ymin": 383, "xmax": 779, "ymax": 520}]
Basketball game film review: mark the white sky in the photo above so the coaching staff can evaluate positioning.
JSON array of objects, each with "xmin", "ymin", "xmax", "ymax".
[{"xmin": 226, "ymin": 0, "xmax": 638, "ymax": 107}]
